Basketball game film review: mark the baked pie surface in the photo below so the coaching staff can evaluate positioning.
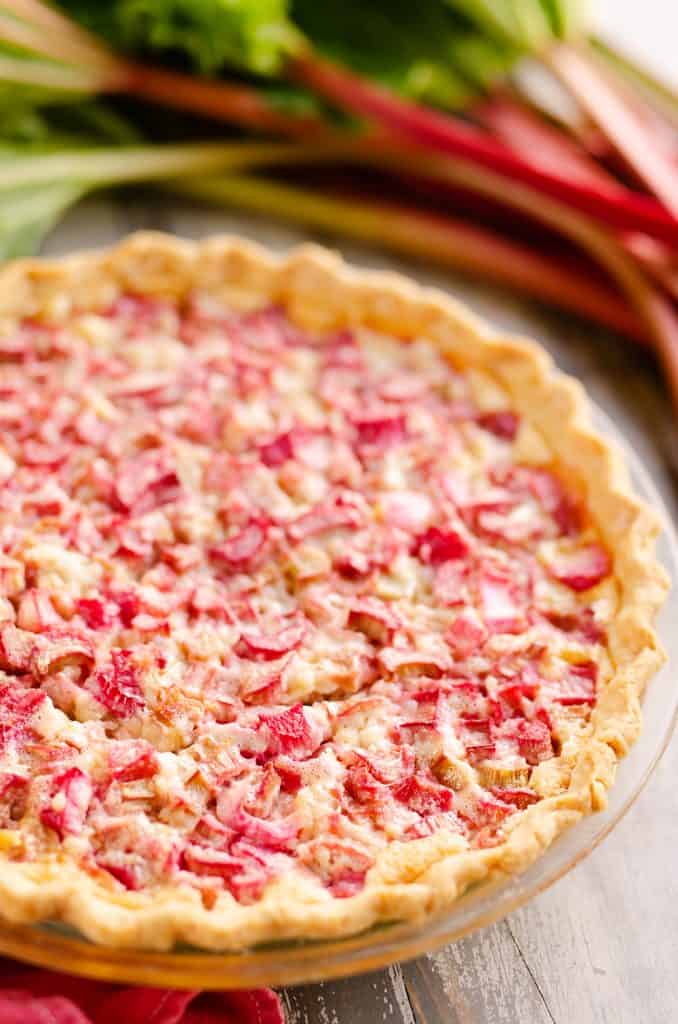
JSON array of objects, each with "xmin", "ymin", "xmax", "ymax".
[{"xmin": 0, "ymin": 233, "xmax": 667, "ymax": 951}]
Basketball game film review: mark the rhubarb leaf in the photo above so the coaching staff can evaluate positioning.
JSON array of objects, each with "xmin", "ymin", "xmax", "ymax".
[
  {"xmin": 293, "ymin": 0, "xmax": 476, "ymax": 108},
  {"xmin": 59, "ymin": 0, "xmax": 303, "ymax": 75}
]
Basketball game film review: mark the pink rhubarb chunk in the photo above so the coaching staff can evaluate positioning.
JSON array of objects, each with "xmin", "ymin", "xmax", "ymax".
[
  {"xmin": 87, "ymin": 649, "xmax": 144, "ymax": 718},
  {"xmin": 545, "ymin": 544, "xmax": 611, "ymax": 591},
  {"xmin": 40, "ymin": 766, "xmax": 93, "ymax": 838}
]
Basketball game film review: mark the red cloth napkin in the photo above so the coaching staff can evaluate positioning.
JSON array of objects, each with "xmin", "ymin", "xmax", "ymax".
[{"xmin": 0, "ymin": 958, "xmax": 284, "ymax": 1024}]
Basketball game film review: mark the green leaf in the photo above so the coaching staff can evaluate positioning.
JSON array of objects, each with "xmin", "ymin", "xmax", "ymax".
[
  {"xmin": 0, "ymin": 180, "xmax": 85, "ymax": 260},
  {"xmin": 293, "ymin": 0, "xmax": 474, "ymax": 109},
  {"xmin": 58, "ymin": 0, "xmax": 303, "ymax": 76}
]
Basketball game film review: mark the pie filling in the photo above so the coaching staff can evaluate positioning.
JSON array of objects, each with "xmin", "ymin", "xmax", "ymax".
[{"xmin": 0, "ymin": 295, "xmax": 614, "ymax": 908}]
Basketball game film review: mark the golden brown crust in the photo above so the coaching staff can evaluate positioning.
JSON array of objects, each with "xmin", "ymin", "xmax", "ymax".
[{"xmin": 0, "ymin": 232, "xmax": 668, "ymax": 950}]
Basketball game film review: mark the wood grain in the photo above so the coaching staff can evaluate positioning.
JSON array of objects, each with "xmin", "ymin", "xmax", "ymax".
[{"xmin": 42, "ymin": 195, "xmax": 677, "ymax": 1024}]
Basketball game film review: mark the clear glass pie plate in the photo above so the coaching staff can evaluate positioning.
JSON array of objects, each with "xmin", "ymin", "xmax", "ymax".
[{"xmin": 0, "ymin": 407, "xmax": 674, "ymax": 990}]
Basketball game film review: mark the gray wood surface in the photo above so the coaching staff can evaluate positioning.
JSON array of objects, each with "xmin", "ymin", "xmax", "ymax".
[{"xmin": 43, "ymin": 174, "xmax": 677, "ymax": 1024}]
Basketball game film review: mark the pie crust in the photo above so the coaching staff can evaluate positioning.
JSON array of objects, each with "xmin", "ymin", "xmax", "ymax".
[{"xmin": 0, "ymin": 232, "xmax": 668, "ymax": 951}]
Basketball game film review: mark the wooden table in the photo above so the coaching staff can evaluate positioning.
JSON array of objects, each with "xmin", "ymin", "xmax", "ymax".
[{"xmin": 42, "ymin": 158, "xmax": 678, "ymax": 1023}]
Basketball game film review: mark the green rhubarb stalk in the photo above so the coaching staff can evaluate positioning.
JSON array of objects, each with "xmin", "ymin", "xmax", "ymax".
[
  {"xmin": 0, "ymin": 54, "xmax": 122, "ymax": 92},
  {"xmin": 171, "ymin": 172, "xmax": 643, "ymax": 342},
  {"xmin": 0, "ymin": 141, "xmax": 344, "ymax": 192}
]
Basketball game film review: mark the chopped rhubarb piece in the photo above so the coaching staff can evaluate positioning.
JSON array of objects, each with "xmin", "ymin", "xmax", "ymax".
[
  {"xmin": 544, "ymin": 544, "xmax": 611, "ymax": 591},
  {"xmin": 87, "ymin": 650, "xmax": 144, "ymax": 718},
  {"xmin": 335, "ymin": 549, "xmax": 373, "ymax": 578},
  {"xmin": 77, "ymin": 597, "xmax": 114, "ymax": 630},
  {"xmin": 446, "ymin": 612, "xmax": 487, "ymax": 657},
  {"xmin": 0, "ymin": 683, "xmax": 45, "ymax": 753},
  {"xmin": 161, "ymin": 543, "xmax": 202, "ymax": 573},
  {"xmin": 380, "ymin": 490, "xmax": 433, "ymax": 531},
  {"xmin": 0, "ymin": 624, "xmax": 35, "ymax": 673},
  {"xmin": 500, "ymin": 719, "xmax": 553, "ymax": 765},
  {"xmin": 73, "ymin": 409, "xmax": 109, "ymax": 447},
  {"xmin": 543, "ymin": 608, "xmax": 605, "ymax": 644},
  {"xmin": 260, "ymin": 704, "xmax": 320, "ymax": 760},
  {"xmin": 130, "ymin": 612, "xmax": 170, "ymax": 635},
  {"xmin": 392, "ymin": 774, "xmax": 454, "ymax": 815},
  {"xmin": 40, "ymin": 767, "xmax": 93, "ymax": 838},
  {"xmin": 476, "ymin": 411, "xmax": 520, "ymax": 440},
  {"xmin": 31, "ymin": 633, "xmax": 94, "ymax": 679},
  {"xmin": 110, "ymin": 589, "xmax": 141, "ymax": 628},
  {"xmin": 433, "ymin": 559, "xmax": 470, "ymax": 606},
  {"xmin": 182, "ymin": 845, "xmax": 244, "ymax": 880},
  {"xmin": 414, "ymin": 526, "xmax": 469, "ymax": 565},
  {"xmin": 479, "ymin": 568, "xmax": 527, "ymax": 634},
  {"xmin": 189, "ymin": 584, "xmax": 233, "ymax": 622},
  {"xmin": 97, "ymin": 860, "xmax": 142, "ymax": 891},
  {"xmin": 300, "ymin": 836, "xmax": 372, "ymax": 893},
  {"xmin": 465, "ymin": 743, "xmax": 497, "ymax": 765},
  {"xmin": 236, "ymin": 623, "xmax": 305, "ymax": 662},
  {"xmin": 0, "ymin": 772, "xmax": 29, "ymax": 821},
  {"xmin": 273, "ymin": 757, "xmax": 304, "ymax": 793},
  {"xmin": 322, "ymin": 330, "xmax": 362, "ymax": 368},
  {"xmin": 182, "ymin": 844, "xmax": 272, "ymax": 904},
  {"xmin": 259, "ymin": 431, "xmax": 295, "ymax": 467},
  {"xmin": 108, "ymin": 740, "xmax": 158, "ymax": 781},
  {"xmin": 351, "ymin": 411, "xmax": 407, "ymax": 449},
  {"xmin": 345, "ymin": 761, "xmax": 385, "ymax": 804},
  {"xmin": 17, "ymin": 590, "xmax": 62, "ymax": 633},
  {"xmin": 113, "ymin": 524, "xmax": 153, "ymax": 562},
  {"xmin": 526, "ymin": 469, "xmax": 581, "ymax": 536},
  {"xmin": 209, "ymin": 521, "xmax": 267, "ymax": 571},
  {"xmin": 230, "ymin": 809, "xmax": 299, "ymax": 852},
  {"xmin": 347, "ymin": 598, "xmax": 398, "ymax": 645},
  {"xmin": 288, "ymin": 494, "xmax": 364, "ymax": 542},
  {"xmin": 473, "ymin": 794, "xmax": 514, "ymax": 826},
  {"xmin": 22, "ymin": 440, "xmax": 70, "ymax": 468},
  {"xmin": 498, "ymin": 678, "xmax": 538, "ymax": 708},
  {"xmin": 241, "ymin": 671, "xmax": 282, "ymax": 705},
  {"xmin": 550, "ymin": 662, "xmax": 598, "ymax": 705},
  {"xmin": 0, "ymin": 335, "xmax": 28, "ymax": 362},
  {"xmin": 490, "ymin": 787, "xmax": 539, "ymax": 810},
  {"xmin": 112, "ymin": 449, "xmax": 181, "ymax": 514}
]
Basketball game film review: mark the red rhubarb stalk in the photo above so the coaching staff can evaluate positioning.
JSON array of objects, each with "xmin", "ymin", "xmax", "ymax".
[
  {"xmin": 173, "ymin": 173, "xmax": 644, "ymax": 342},
  {"xmin": 548, "ymin": 43, "xmax": 678, "ymax": 215},
  {"xmin": 122, "ymin": 64, "xmax": 330, "ymax": 139},
  {"xmin": 290, "ymin": 51, "xmax": 678, "ymax": 245},
  {"xmin": 473, "ymin": 92, "xmax": 678, "ymax": 300}
]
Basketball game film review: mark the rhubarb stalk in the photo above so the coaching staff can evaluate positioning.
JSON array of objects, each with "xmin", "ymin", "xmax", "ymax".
[
  {"xmin": 547, "ymin": 43, "xmax": 678, "ymax": 215},
  {"xmin": 473, "ymin": 91, "xmax": 678, "ymax": 299},
  {"xmin": 290, "ymin": 51, "xmax": 678, "ymax": 245},
  {"xmin": 0, "ymin": 141, "xmax": 343, "ymax": 192},
  {"xmin": 172, "ymin": 173, "xmax": 644, "ymax": 342}
]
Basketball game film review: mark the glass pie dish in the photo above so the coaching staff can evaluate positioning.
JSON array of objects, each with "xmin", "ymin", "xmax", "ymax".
[{"xmin": 0, "ymin": 406, "xmax": 674, "ymax": 990}]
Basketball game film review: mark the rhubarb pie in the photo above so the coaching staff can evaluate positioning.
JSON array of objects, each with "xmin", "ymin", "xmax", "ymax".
[{"xmin": 0, "ymin": 234, "xmax": 667, "ymax": 950}]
